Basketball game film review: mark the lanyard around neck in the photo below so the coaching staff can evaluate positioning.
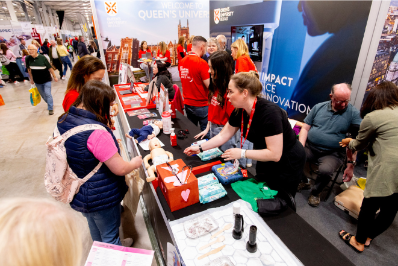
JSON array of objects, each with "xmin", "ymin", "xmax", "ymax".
[{"xmin": 240, "ymin": 98, "xmax": 257, "ymax": 148}]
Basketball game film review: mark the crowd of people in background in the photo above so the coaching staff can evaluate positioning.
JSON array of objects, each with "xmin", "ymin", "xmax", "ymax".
[{"xmin": 0, "ymin": 31, "xmax": 397, "ymax": 266}]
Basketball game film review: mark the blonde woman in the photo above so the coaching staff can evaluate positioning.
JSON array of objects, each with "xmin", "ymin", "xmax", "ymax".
[
  {"xmin": 157, "ymin": 41, "xmax": 171, "ymax": 67},
  {"xmin": 0, "ymin": 198, "xmax": 82, "ymax": 266},
  {"xmin": 57, "ymin": 38, "xmax": 73, "ymax": 79},
  {"xmin": 185, "ymin": 71, "xmax": 306, "ymax": 197},
  {"xmin": 177, "ymin": 36, "xmax": 186, "ymax": 64},
  {"xmin": 231, "ymin": 39, "xmax": 257, "ymax": 74},
  {"xmin": 187, "ymin": 35, "xmax": 195, "ymax": 53},
  {"xmin": 202, "ymin": 37, "xmax": 221, "ymax": 62},
  {"xmin": 31, "ymin": 39, "xmax": 42, "ymax": 54}
]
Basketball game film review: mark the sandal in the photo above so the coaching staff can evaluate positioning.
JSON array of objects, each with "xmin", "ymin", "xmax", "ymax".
[
  {"xmin": 365, "ymin": 239, "xmax": 372, "ymax": 248},
  {"xmin": 339, "ymin": 230, "xmax": 363, "ymax": 253}
]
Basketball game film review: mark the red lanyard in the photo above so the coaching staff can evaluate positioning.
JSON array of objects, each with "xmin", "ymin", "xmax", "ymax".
[{"xmin": 240, "ymin": 98, "xmax": 257, "ymax": 148}]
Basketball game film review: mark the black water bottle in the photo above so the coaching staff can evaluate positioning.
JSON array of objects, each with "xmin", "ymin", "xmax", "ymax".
[
  {"xmin": 232, "ymin": 214, "xmax": 244, "ymax": 239},
  {"xmin": 246, "ymin": 225, "xmax": 258, "ymax": 253}
]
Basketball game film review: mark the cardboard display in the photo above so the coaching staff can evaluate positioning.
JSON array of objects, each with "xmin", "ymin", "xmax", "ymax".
[
  {"xmin": 114, "ymin": 83, "xmax": 156, "ymax": 111},
  {"xmin": 156, "ymin": 159, "xmax": 199, "ymax": 212}
]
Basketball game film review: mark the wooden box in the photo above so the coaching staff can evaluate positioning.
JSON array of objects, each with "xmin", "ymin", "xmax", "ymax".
[{"xmin": 156, "ymin": 159, "xmax": 199, "ymax": 212}]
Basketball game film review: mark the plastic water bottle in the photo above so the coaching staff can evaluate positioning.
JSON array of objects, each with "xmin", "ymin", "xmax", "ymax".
[{"xmin": 162, "ymin": 111, "xmax": 171, "ymax": 134}]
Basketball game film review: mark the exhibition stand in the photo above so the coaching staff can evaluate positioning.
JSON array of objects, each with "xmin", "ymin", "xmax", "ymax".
[{"xmin": 113, "ymin": 86, "xmax": 354, "ymax": 266}]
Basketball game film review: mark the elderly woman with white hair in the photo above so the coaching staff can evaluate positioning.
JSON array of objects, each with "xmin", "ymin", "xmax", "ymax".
[{"xmin": 202, "ymin": 37, "xmax": 221, "ymax": 62}]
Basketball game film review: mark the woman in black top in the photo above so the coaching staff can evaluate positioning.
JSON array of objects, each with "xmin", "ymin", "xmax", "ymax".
[
  {"xmin": 41, "ymin": 40, "xmax": 49, "ymax": 55},
  {"xmin": 145, "ymin": 61, "xmax": 175, "ymax": 100},
  {"xmin": 184, "ymin": 71, "xmax": 306, "ymax": 196}
]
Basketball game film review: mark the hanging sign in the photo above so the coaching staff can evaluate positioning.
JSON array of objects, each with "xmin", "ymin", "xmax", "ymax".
[{"xmin": 20, "ymin": 22, "xmax": 32, "ymax": 32}]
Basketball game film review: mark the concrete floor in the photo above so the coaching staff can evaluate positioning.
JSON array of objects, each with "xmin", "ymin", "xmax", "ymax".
[{"xmin": 0, "ymin": 71, "xmax": 155, "ymax": 266}]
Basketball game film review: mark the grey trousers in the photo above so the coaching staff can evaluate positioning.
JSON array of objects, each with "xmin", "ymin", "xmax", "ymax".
[{"xmin": 304, "ymin": 142, "xmax": 344, "ymax": 196}]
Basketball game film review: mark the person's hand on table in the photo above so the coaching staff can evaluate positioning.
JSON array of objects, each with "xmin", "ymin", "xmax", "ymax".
[
  {"xmin": 339, "ymin": 138, "xmax": 352, "ymax": 148},
  {"xmin": 195, "ymin": 128, "xmax": 209, "ymax": 140},
  {"xmin": 111, "ymin": 103, "xmax": 119, "ymax": 116},
  {"xmin": 221, "ymin": 148, "xmax": 242, "ymax": 161},
  {"xmin": 184, "ymin": 146, "xmax": 200, "ymax": 156}
]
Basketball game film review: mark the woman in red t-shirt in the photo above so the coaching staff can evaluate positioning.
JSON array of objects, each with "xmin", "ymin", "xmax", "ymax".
[
  {"xmin": 187, "ymin": 35, "xmax": 194, "ymax": 54},
  {"xmin": 62, "ymin": 56, "xmax": 117, "ymax": 116},
  {"xmin": 177, "ymin": 36, "xmax": 186, "ymax": 65},
  {"xmin": 231, "ymin": 39, "xmax": 258, "ymax": 74},
  {"xmin": 194, "ymin": 51, "xmax": 237, "ymax": 152},
  {"xmin": 139, "ymin": 41, "xmax": 153, "ymax": 81},
  {"xmin": 157, "ymin": 41, "xmax": 171, "ymax": 68},
  {"xmin": 229, "ymin": 39, "xmax": 256, "ymax": 167}
]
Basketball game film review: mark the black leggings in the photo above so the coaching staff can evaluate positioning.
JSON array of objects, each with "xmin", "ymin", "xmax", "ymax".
[
  {"xmin": 356, "ymin": 193, "xmax": 398, "ymax": 244},
  {"xmin": 256, "ymin": 140, "xmax": 306, "ymax": 197},
  {"xmin": 5, "ymin": 62, "xmax": 24, "ymax": 82},
  {"xmin": 52, "ymin": 59, "xmax": 63, "ymax": 78}
]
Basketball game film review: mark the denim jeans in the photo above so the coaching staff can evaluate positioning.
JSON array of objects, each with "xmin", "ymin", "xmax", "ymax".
[
  {"xmin": 209, "ymin": 122, "xmax": 239, "ymax": 152},
  {"xmin": 140, "ymin": 62, "xmax": 153, "ymax": 81},
  {"xmin": 82, "ymin": 204, "xmax": 122, "ymax": 245},
  {"xmin": 35, "ymin": 81, "xmax": 53, "ymax": 110},
  {"xmin": 61, "ymin": 56, "xmax": 73, "ymax": 76},
  {"xmin": 236, "ymin": 130, "xmax": 253, "ymax": 167},
  {"xmin": 185, "ymin": 105, "xmax": 209, "ymax": 134}
]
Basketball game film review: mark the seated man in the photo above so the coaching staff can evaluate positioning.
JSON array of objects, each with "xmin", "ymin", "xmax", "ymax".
[{"xmin": 298, "ymin": 83, "xmax": 362, "ymax": 207}]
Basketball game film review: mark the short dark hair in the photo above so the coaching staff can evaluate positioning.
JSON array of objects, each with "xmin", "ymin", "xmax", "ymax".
[
  {"xmin": 192, "ymin": 36, "xmax": 207, "ymax": 47},
  {"xmin": 361, "ymin": 81, "xmax": 398, "ymax": 118}
]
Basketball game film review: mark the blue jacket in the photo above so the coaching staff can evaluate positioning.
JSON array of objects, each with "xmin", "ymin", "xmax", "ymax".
[{"xmin": 57, "ymin": 106, "xmax": 128, "ymax": 213}]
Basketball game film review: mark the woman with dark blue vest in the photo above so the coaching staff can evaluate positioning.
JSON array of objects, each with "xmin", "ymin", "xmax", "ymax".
[{"xmin": 57, "ymin": 80, "xmax": 143, "ymax": 246}]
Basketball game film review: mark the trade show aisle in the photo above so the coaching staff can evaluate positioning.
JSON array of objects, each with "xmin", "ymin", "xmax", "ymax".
[{"xmin": 0, "ymin": 78, "xmax": 155, "ymax": 266}]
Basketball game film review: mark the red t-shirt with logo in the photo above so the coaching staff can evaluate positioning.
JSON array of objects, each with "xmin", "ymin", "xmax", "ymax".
[
  {"xmin": 157, "ymin": 49, "xmax": 171, "ymax": 63},
  {"xmin": 187, "ymin": 43, "xmax": 192, "ymax": 53},
  {"xmin": 139, "ymin": 49, "xmax": 151, "ymax": 59},
  {"xmin": 208, "ymin": 90, "xmax": 235, "ymax": 126},
  {"xmin": 235, "ymin": 55, "xmax": 257, "ymax": 74},
  {"xmin": 177, "ymin": 44, "xmax": 185, "ymax": 63},
  {"xmin": 179, "ymin": 53, "xmax": 210, "ymax": 107}
]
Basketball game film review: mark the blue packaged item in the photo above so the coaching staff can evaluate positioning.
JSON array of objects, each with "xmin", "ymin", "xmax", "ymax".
[
  {"xmin": 197, "ymin": 148, "xmax": 223, "ymax": 161},
  {"xmin": 197, "ymin": 173, "xmax": 220, "ymax": 189},
  {"xmin": 212, "ymin": 162, "xmax": 244, "ymax": 185},
  {"xmin": 199, "ymin": 183, "xmax": 227, "ymax": 204}
]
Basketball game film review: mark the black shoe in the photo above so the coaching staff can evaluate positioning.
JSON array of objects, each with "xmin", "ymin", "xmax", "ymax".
[
  {"xmin": 297, "ymin": 182, "xmax": 311, "ymax": 192},
  {"xmin": 49, "ymin": 110, "xmax": 54, "ymax": 115}
]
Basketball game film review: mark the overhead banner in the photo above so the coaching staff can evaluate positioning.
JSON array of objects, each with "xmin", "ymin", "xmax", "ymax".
[
  {"xmin": 94, "ymin": 0, "xmax": 209, "ymax": 73},
  {"xmin": 0, "ymin": 22, "xmax": 32, "ymax": 57},
  {"xmin": 210, "ymin": 1, "xmax": 371, "ymax": 120}
]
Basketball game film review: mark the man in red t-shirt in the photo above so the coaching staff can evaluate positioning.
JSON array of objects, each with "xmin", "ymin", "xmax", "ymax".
[{"xmin": 179, "ymin": 36, "xmax": 210, "ymax": 132}]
